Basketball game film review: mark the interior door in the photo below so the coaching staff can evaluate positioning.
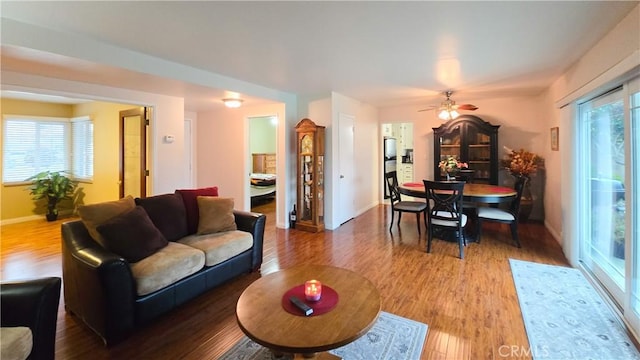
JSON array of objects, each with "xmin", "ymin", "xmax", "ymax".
[
  {"xmin": 338, "ymin": 113, "xmax": 355, "ymax": 225},
  {"xmin": 119, "ymin": 107, "xmax": 148, "ymax": 199}
]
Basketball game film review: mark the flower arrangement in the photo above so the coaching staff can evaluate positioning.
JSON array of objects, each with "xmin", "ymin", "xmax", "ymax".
[
  {"xmin": 502, "ymin": 147, "xmax": 539, "ymax": 177},
  {"xmin": 439, "ymin": 157, "xmax": 468, "ymax": 173}
]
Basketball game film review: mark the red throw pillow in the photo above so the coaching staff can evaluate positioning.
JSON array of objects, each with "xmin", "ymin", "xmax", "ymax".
[{"xmin": 175, "ymin": 187, "xmax": 219, "ymax": 234}]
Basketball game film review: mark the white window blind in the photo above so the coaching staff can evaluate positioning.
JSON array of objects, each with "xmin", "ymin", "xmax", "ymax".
[
  {"xmin": 3, "ymin": 117, "xmax": 70, "ymax": 183},
  {"xmin": 71, "ymin": 117, "xmax": 94, "ymax": 181}
]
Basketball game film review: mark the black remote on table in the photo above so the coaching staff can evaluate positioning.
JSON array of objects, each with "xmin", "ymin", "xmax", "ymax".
[{"xmin": 289, "ymin": 296, "xmax": 313, "ymax": 316}]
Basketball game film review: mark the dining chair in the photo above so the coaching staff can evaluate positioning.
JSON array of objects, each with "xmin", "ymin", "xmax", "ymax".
[
  {"xmin": 422, "ymin": 180, "xmax": 468, "ymax": 259},
  {"xmin": 475, "ymin": 176, "xmax": 527, "ymax": 248},
  {"xmin": 385, "ymin": 171, "xmax": 427, "ymax": 235}
]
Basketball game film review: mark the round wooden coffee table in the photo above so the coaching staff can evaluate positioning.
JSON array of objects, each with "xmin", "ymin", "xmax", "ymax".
[{"xmin": 236, "ymin": 265, "xmax": 381, "ymax": 359}]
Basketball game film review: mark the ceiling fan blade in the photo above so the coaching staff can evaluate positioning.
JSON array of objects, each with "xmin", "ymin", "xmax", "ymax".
[
  {"xmin": 456, "ymin": 104, "xmax": 478, "ymax": 111},
  {"xmin": 417, "ymin": 105, "xmax": 437, "ymax": 112}
]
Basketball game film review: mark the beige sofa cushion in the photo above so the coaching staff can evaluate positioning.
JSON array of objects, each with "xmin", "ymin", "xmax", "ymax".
[
  {"xmin": 178, "ymin": 230, "xmax": 253, "ymax": 267},
  {"xmin": 0, "ymin": 327, "xmax": 32, "ymax": 360},
  {"xmin": 130, "ymin": 242, "xmax": 205, "ymax": 296}
]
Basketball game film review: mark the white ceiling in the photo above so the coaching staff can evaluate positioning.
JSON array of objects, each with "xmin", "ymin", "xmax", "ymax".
[{"xmin": 1, "ymin": 1, "xmax": 637, "ymax": 111}]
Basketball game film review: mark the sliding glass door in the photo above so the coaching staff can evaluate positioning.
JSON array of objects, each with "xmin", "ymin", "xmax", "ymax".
[
  {"xmin": 630, "ymin": 81, "xmax": 640, "ymax": 335},
  {"xmin": 578, "ymin": 76, "xmax": 639, "ymax": 337}
]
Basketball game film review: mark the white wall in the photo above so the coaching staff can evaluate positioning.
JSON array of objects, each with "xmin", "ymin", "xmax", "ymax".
[
  {"xmin": 545, "ymin": 5, "xmax": 640, "ymax": 263},
  {"xmin": 297, "ymin": 93, "xmax": 379, "ymax": 229},
  {"xmin": 2, "ymin": 72, "xmax": 188, "ymax": 195},
  {"xmin": 2, "ymin": 17, "xmax": 299, "ymax": 226},
  {"xmin": 354, "ymin": 103, "xmax": 379, "ymax": 216},
  {"xmin": 330, "ymin": 93, "xmax": 380, "ymax": 225},
  {"xmin": 195, "ymin": 102, "xmax": 292, "ymax": 227},
  {"xmin": 379, "ymin": 95, "xmax": 548, "ymax": 174}
]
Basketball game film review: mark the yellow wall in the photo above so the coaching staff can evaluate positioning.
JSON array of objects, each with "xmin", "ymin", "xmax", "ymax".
[
  {"xmin": 72, "ymin": 102, "xmax": 133, "ymax": 206},
  {"xmin": 1, "ymin": 98, "xmax": 135, "ymax": 222}
]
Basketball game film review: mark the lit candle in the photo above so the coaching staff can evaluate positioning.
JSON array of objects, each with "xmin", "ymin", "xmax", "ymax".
[{"xmin": 304, "ymin": 280, "xmax": 322, "ymax": 301}]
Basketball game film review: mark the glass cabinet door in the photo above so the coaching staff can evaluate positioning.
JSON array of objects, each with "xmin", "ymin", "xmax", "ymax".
[
  {"xmin": 299, "ymin": 134, "xmax": 314, "ymax": 221},
  {"xmin": 467, "ymin": 125, "xmax": 492, "ymax": 182},
  {"xmin": 317, "ymin": 155, "xmax": 324, "ymax": 222},
  {"xmin": 438, "ymin": 127, "xmax": 461, "ymax": 178}
]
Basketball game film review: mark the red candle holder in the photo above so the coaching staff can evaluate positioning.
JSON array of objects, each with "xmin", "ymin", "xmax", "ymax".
[{"xmin": 304, "ymin": 280, "xmax": 322, "ymax": 301}]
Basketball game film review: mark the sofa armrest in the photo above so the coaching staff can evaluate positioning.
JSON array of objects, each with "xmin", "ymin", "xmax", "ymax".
[
  {"xmin": 61, "ymin": 220, "xmax": 136, "ymax": 345},
  {"xmin": 234, "ymin": 210, "xmax": 266, "ymax": 271},
  {"xmin": 1, "ymin": 277, "xmax": 61, "ymax": 360}
]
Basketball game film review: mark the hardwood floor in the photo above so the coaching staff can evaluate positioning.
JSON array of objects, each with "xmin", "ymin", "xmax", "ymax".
[{"xmin": 1, "ymin": 200, "xmax": 570, "ymax": 359}]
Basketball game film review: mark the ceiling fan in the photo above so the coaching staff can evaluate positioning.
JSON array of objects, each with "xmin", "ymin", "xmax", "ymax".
[{"xmin": 418, "ymin": 90, "xmax": 478, "ymax": 120}]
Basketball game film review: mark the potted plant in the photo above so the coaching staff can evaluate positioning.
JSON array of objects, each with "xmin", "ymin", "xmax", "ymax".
[
  {"xmin": 26, "ymin": 171, "xmax": 78, "ymax": 221},
  {"xmin": 501, "ymin": 147, "xmax": 542, "ymax": 222}
]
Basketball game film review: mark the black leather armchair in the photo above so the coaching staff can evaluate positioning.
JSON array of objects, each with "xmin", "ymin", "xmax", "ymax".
[{"xmin": 1, "ymin": 277, "xmax": 62, "ymax": 360}]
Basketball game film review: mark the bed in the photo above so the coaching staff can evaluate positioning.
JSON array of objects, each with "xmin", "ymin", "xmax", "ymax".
[{"xmin": 250, "ymin": 173, "xmax": 276, "ymax": 202}]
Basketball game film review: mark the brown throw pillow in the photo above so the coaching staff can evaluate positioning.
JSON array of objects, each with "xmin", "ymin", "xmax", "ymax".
[
  {"xmin": 197, "ymin": 196, "xmax": 237, "ymax": 235},
  {"xmin": 135, "ymin": 193, "xmax": 188, "ymax": 241},
  {"xmin": 77, "ymin": 196, "xmax": 136, "ymax": 247},
  {"xmin": 176, "ymin": 187, "xmax": 219, "ymax": 234},
  {"xmin": 96, "ymin": 206, "xmax": 168, "ymax": 263}
]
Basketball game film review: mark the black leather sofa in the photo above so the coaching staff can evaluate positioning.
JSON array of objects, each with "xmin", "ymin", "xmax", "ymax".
[
  {"xmin": 0, "ymin": 277, "xmax": 62, "ymax": 360},
  {"xmin": 61, "ymin": 209, "xmax": 265, "ymax": 346}
]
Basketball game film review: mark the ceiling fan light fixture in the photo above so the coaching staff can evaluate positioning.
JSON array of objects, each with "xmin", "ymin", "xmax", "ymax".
[
  {"xmin": 438, "ymin": 108, "xmax": 459, "ymax": 120},
  {"xmin": 222, "ymin": 98, "xmax": 243, "ymax": 108}
]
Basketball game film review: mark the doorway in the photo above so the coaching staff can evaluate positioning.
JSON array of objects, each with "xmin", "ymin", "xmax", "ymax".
[
  {"xmin": 248, "ymin": 115, "xmax": 277, "ymax": 219},
  {"xmin": 337, "ymin": 113, "xmax": 355, "ymax": 225},
  {"xmin": 119, "ymin": 107, "xmax": 149, "ymax": 199},
  {"xmin": 381, "ymin": 122, "xmax": 414, "ymax": 201}
]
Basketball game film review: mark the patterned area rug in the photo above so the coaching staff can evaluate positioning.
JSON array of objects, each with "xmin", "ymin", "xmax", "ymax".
[
  {"xmin": 510, "ymin": 259, "xmax": 640, "ymax": 360},
  {"xmin": 219, "ymin": 311, "xmax": 428, "ymax": 359}
]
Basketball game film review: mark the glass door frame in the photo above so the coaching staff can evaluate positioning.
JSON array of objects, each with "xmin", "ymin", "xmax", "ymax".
[{"xmin": 576, "ymin": 76, "xmax": 639, "ymax": 339}]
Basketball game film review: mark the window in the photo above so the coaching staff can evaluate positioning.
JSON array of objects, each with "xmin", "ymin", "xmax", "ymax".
[
  {"xmin": 2, "ymin": 115, "xmax": 93, "ymax": 183},
  {"xmin": 71, "ymin": 116, "xmax": 94, "ymax": 181}
]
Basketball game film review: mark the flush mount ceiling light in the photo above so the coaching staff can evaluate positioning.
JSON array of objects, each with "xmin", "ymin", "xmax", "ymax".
[{"xmin": 222, "ymin": 98, "xmax": 243, "ymax": 108}]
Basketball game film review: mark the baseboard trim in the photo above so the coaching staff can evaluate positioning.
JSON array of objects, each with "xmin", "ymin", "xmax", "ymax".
[{"xmin": 1, "ymin": 210, "xmax": 74, "ymax": 226}]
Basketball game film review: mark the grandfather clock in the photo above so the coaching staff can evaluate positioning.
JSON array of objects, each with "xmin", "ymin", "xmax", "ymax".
[{"xmin": 295, "ymin": 118, "xmax": 325, "ymax": 232}]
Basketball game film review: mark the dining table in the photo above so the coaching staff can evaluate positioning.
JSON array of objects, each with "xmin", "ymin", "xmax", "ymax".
[
  {"xmin": 398, "ymin": 181, "xmax": 517, "ymax": 242},
  {"xmin": 398, "ymin": 182, "xmax": 517, "ymax": 204}
]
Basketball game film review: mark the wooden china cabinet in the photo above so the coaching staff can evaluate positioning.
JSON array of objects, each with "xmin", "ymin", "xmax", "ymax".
[
  {"xmin": 295, "ymin": 118, "xmax": 325, "ymax": 232},
  {"xmin": 433, "ymin": 115, "xmax": 500, "ymax": 184}
]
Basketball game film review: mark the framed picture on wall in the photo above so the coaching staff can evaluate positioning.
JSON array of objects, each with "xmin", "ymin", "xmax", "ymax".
[{"xmin": 551, "ymin": 127, "xmax": 559, "ymax": 151}]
